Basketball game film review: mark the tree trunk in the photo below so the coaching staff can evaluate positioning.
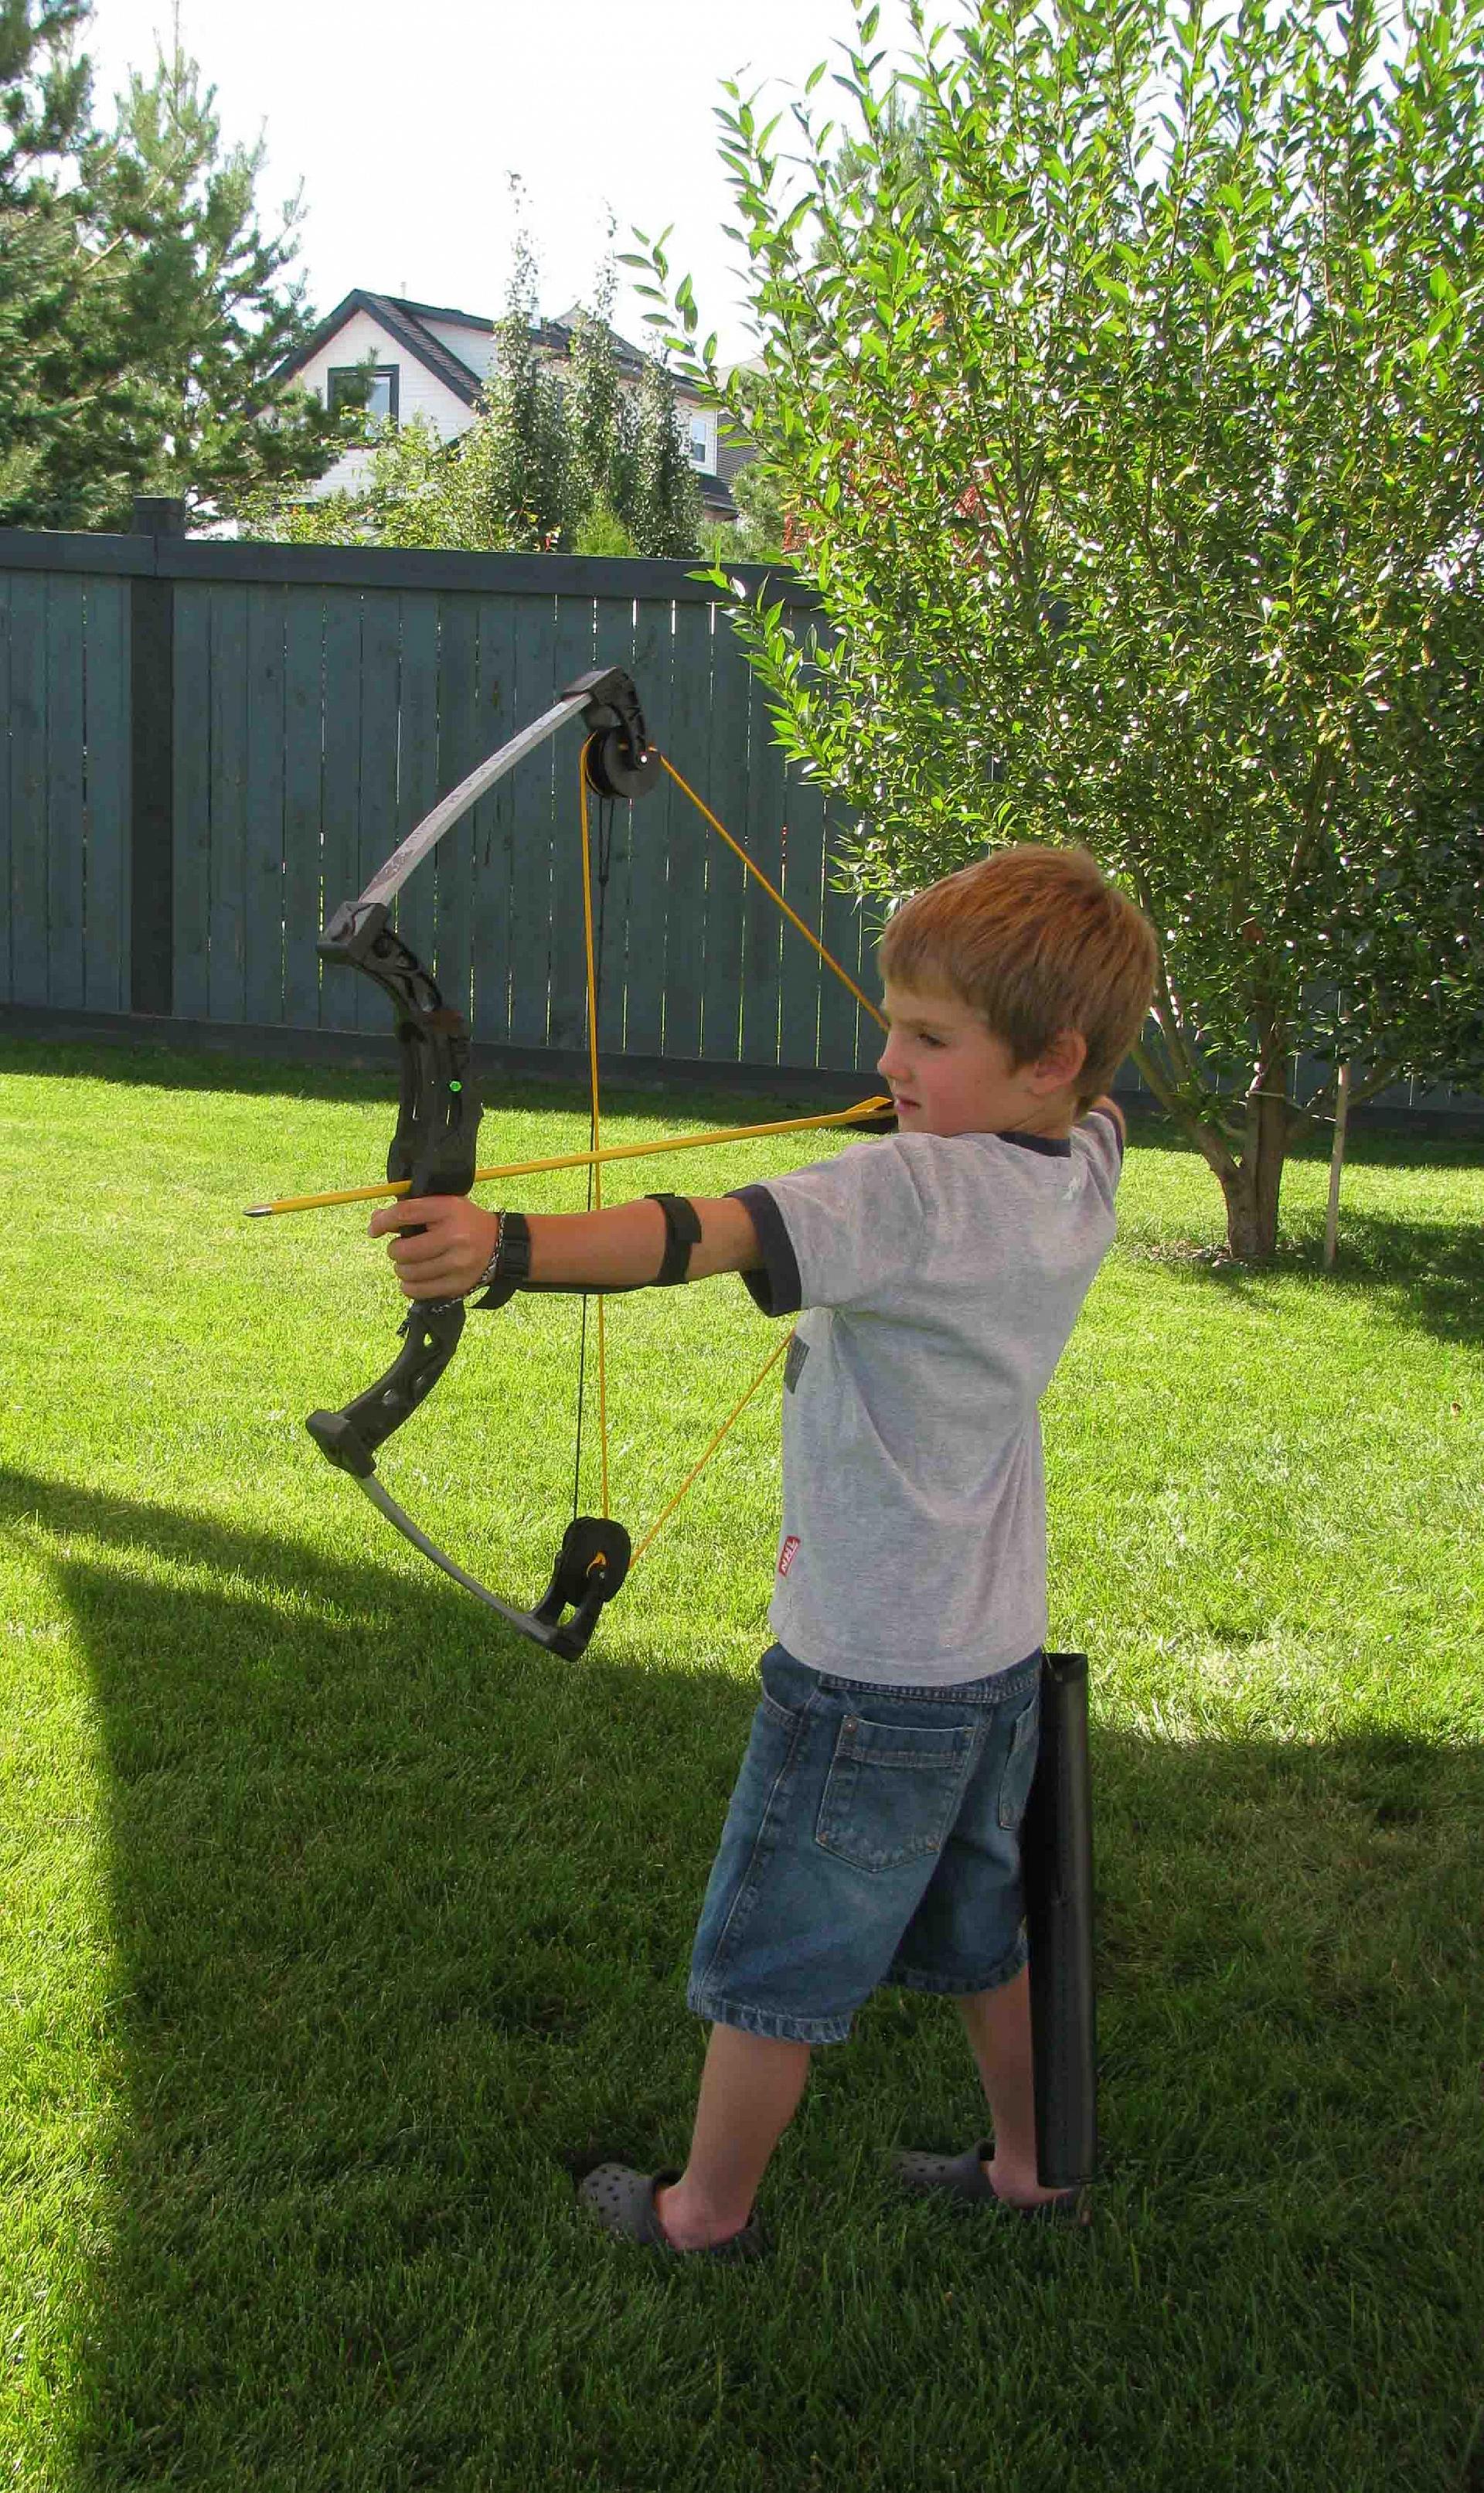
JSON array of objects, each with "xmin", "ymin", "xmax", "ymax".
[
  {"xmin": 1217, "ymin": 1086, "xmax": 1289, "ymax": 1262},
  {"xmin": 1324, "ymin": 1061, "xmax": 1353, "ymax": 1270},
  {"xmin": 1127, "ymin": 1034, "xmax": 1298, "ymax": 1265}
]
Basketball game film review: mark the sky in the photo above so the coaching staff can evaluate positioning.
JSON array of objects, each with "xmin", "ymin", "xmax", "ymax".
[{"xmin": 80, "ymin": 0, "xmax": 914, "ymax": 363}]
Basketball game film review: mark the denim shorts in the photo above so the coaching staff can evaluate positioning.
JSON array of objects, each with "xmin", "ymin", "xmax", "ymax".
[{"xmin": 688, "ymin": 1642, "xmax": 1043, "ymax": 2045}]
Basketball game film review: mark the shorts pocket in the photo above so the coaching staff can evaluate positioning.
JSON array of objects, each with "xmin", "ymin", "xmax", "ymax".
[
  {"xmin": 996, "ymin": 1690, "xmax": 1040, "ymax": 1831},
  {"xmin": 815, "ymin": 1712, "xmax": 979, "ymax": 1875},
  {"xmin": 757, "ymin": 1644, "xmax": 815, "ymax": 1729}
]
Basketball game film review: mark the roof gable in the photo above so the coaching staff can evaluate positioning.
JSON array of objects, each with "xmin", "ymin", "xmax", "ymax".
[
  {"xmin": 274, "ymin": 291, "xmax": 711, "ymax": 410},
  {"xmin": 272, "ymin": 291, "xmax": 482, "ymax": 407}
]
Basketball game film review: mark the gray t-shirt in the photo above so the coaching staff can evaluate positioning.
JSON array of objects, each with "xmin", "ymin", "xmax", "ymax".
[{"xmin": 730, "ymin": 1109, "xmax": 1123, "ymax": 1685}]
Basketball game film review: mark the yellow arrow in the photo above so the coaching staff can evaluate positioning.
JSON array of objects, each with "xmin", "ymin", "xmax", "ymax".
[{"xmin": 244, "ymin": 1095, "xmax": 894, "ymax": 1218}]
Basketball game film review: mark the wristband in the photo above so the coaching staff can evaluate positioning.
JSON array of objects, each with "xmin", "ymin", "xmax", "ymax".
[{"xmin": 471, "ymin": 1208, "xmax": 531, "ymax": 1310}]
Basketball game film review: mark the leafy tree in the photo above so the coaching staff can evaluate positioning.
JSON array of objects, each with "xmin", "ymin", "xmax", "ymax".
[
  {"xmin": 470, "ymin": 212, "xmax": 574, "ymax": 549},
  {"xmin": 631, "ymin": 0, "xmax": 1484, "ymax": 1262},
  {"xmin": 563, "ymin": 233, "xmax": 638, "ymax": 542},
  {"xmin": 725, "ymin": 449, "xmax": 791, "ymax": 561},
  {"xmin": 628, "ymin": 354, "xmax": 703, "ymax": 557},
  {"xmin": 0, "ymin": 7, "xmax": 353, "ymax": 526},
  {"xmin": 571, "ymin": 492, "xmax": 638, "ymax": 556},
  {"xmin": 250, "ymin": 228, "xmax": 707, "ymax": 560}
]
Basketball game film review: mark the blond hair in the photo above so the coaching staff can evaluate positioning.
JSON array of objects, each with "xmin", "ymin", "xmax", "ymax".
[{"xmin": 879, "ymin": 846, "xmax": 1159, "ymax": 1115}]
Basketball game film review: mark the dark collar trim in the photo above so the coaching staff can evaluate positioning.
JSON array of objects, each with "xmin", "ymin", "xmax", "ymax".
[{"xmin": 992, "ymin": 1129, "xmax": 1072, "ymax": 1159}]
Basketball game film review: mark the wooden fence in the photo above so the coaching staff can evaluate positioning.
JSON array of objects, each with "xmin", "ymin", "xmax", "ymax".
[
  {"xmin": 1, "ymin": 513, "xmax": 1480, "ymax": 1121},
  {"xmin": 0, "ymin": 517, "xmax": 883, "ymax": 1091}
]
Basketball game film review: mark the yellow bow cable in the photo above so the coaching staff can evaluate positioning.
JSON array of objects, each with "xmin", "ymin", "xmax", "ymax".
[
  {"xmin": 658, "ymin": 754, "xmax": 887, "ymax": 1034},
  {"xmin": 615, "ymin": 752, "xmax": 888, "ymax": 1568}
]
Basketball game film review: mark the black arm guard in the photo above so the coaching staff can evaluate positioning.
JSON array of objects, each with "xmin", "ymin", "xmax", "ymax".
[{"xmin": 645, "ymin": 1193, "xmax": 703, "ymax": 1285}]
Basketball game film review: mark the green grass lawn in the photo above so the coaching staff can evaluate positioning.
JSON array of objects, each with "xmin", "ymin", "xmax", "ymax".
[{"xmin": 2, "ymin": 1038, "xmax": 1480, "ymax": 2492}]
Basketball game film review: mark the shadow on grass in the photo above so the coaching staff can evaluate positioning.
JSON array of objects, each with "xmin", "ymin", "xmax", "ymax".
[
  {"xmin": 6, "ymin": 1461, "xmax": 1482, "ymax": 2491},
  {"xmin": 1132, "ymin": 1201, "xmax": 1484, "ymax": 1352}
]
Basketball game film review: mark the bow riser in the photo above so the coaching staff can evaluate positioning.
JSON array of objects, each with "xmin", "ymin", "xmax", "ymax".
[{"xmin": 318, "ymin": 901, "xmax": 482, "ymax": 1198}]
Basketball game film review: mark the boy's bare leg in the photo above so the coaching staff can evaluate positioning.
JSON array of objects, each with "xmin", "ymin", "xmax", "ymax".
[
  {"xmin": 654, "ymin": 2025, "xmax": 812, "ymax": 2249},
  {"xmin": 957, "ymin": 1964, "xmax": 1081, "ymax": 2208}
]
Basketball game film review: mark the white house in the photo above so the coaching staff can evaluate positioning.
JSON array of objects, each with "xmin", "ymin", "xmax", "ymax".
[{"xmin": 271, "ymin": 290, "xmax": 748, "ymax": 521}]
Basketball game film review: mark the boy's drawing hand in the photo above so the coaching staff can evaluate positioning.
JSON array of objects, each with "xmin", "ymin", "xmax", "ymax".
[{"xmin": 368, "ymin": 1196, "xmax": 499, "ymax": 1299}]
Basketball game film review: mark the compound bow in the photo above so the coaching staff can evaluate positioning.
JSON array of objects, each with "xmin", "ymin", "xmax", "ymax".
[
  {"xmin": 275, "ymin": 667, "xmax": 888, "ymax": 1661},
  {"xmin": 301, "ymin": 669, "xmax": 659, "ymax": 1659}
]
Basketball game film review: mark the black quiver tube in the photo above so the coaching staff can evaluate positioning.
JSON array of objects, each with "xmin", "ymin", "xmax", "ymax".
[{"xmin": 1022, "ymin": 1649, "xmax": 1098, "ymax": 2189}]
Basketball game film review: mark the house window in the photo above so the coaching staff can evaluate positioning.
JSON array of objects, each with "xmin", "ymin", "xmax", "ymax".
[
  {"xmin": 688, "ymin": 411, "xmax": 716, "ymax": 470},
  {"xmin": 328, "ymin": 363, "xmax": 400, "ymax": 424}
]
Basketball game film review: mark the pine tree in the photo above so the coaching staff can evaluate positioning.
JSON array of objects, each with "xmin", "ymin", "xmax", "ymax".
[
  {"xmin": 0, "ymin": 7, "xmax": 353, "ymax": 526},
  {"xmin": 0, "ymin": 0, "xmax": 106, "ymax": 517}
]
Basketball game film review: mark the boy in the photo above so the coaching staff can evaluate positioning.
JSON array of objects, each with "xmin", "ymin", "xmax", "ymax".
[{"xmin": 369, "ymin": 843, "xmax": 1159, "ymax": 2258}]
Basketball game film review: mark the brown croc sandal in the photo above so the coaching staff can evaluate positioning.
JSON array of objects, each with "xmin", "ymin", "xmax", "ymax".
[
  {"xmin": 578, "ymin": 2164, "xmax": 768, "ymax": 2259},
  {"xmin": 895, "ymin": 2142, "xmax": 1090, "ymax": 2225}
]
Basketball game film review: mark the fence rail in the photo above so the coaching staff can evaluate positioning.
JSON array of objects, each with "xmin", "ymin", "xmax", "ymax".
[{"xmin": 2, "ymin": 517, "xmax": 1480, "ymax": 1122}]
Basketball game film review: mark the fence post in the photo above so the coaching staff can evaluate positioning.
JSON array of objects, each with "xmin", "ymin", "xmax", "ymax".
[{"xmin": 128, "ymin": 496, "xmax": 186, "ymax": 1014}]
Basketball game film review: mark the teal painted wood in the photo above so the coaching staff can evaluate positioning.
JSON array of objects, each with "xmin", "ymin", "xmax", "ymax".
[
  {"xmin": 243, "ymin": 588, "xmax": 288, "ymax": 1027},
  {"xmin": 8, "ymin": 576, "xmax": 48, "ymax": 1008},
  {"xmin": 388, "ymin": 593, "xmax": 442, "ymax": 1021},
  {"xmin": 547, "ymin": 594, "xmax": 599, "ymax": 1056},
  {"xmin": 505, "ymin": 594, "xmax": 558, "ymax": 1050},
  {"xmin": 740, "ymin": 683, "xmax": 788, "ymax": 1066},
  {"xmin": 431, "ymin": 596, "xmax": 480, "ymax": 1036},
  {"xmin": 698, "ymin": 612, "xmax": 751, "ymax": 1067},
  {"xmin": 45, "ymin": 577, "xmax": 87, "ymax": 1007},
  {"xmin": 661, "ymin": 599, "xmax": 713, "ymax": 1063},
  {"xmin": 816, "ymin": 838, "xmax": 873, "ymax": 1077},
  {"xmin": 355, "ymin": 591, "xmax": 402, "ymax": 1037},
  {"xmin": 621, "ymin": 597, "xmax": 675, "ymax": 1058},
  {"xmin": 471, "ymin": 598, "xmax": 523, "ymax": 1047},
  {"xmin": 172, "ymin": 584, "xmax": 213, "ymax": 1020},
  {"xmin": 589, "ymin": 594, "xmax": 639, "ymax": 1059},
  {"xmin": 83, "ymin": 578, "xmax": 130, "ymax": 1013},
  {"xmin": 777, "ymin": 742, "xmax": 825, "ymax": 1076},
  {"xmin": 793, "ymin": 605, "xmax": 876, "ymax": 1078},
  {"xmin": 0, "ymin": 526, "xmax": 815, "ymax": 607},
  {"xmin": 318, "ymin": 591, "xmax": 365, "ymax": 1037},
  {"xmin": 207, "ymin": 585, "xmax": 250, "ymax": 1023},
  {"xmin": 282, "ymin": 591, "xmax": 325, "ymax": 1028},
  {"xmin": 0, "ymin": 552, "xmax": 1153, "ymax": 1085}
]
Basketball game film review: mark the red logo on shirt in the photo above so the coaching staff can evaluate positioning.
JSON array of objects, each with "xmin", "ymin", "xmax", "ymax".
[{"xmin": 778, "ymin": 1535, "xmax": 801, "ymax": 1578}]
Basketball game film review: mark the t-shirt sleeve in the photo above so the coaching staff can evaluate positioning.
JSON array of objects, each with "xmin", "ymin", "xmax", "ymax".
[
  {"xmin": 727, "ymin": 1139, "xmax": 931, "ymax": 1317},
  {"xmin": 1074, "ymin": 1107, "xmax": 1125, "ymax": 1209}
]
